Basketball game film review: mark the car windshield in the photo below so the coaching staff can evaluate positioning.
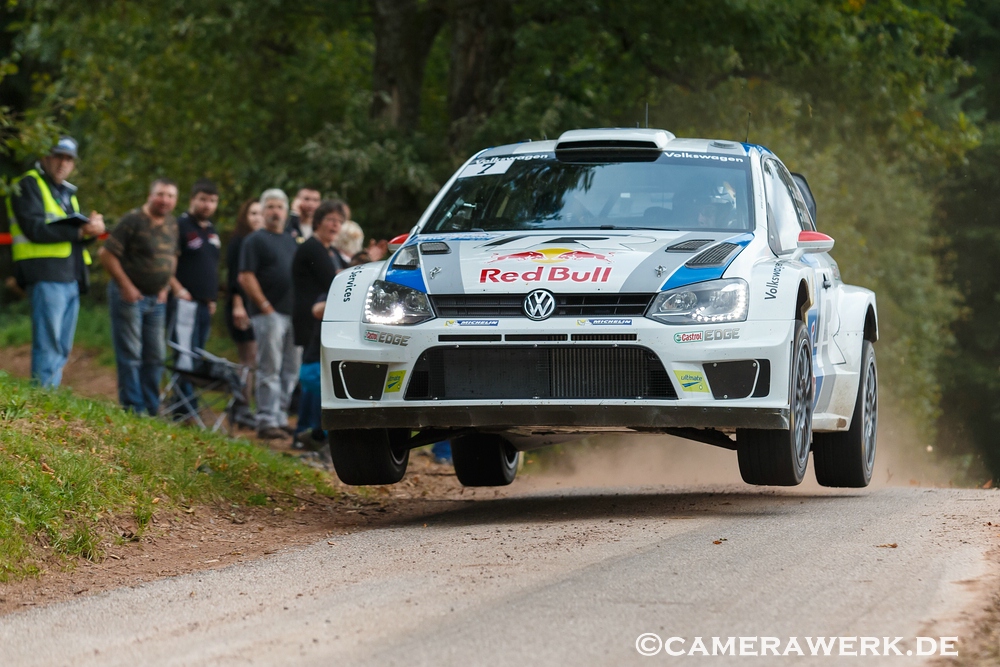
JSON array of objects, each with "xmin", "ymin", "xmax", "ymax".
[{"xmin": 422, "ymin": 152, "xmax": 753, "ymax": 233}]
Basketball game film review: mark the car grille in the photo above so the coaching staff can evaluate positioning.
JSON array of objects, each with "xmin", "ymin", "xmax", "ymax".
[
  {"xmin": 404, "ymin": 346, "xmax": 677, "ymax": 401},
  {"xmin": 431, "ymin": 293, "xmax": 655, "ymax": 318}
]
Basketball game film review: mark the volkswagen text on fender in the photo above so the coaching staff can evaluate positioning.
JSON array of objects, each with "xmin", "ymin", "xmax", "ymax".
[{"xmin": 320, "ymin": 127, "xmax": 879, "ymax": 489}]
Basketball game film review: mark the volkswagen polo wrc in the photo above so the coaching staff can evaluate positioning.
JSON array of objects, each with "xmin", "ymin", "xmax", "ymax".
[{"xmin": 320, "ymin": 128, "xmax": 878, "ymax": 489}]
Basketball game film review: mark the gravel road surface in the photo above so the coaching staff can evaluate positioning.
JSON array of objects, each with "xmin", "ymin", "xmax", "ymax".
[{"xmin": 1, "ymin": 486, "xmax": 998, "ymax": 666}]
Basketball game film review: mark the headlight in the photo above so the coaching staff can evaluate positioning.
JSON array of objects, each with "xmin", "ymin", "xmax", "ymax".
[
  {"xmin": 647, "ymin": 278, "xmax": 748, "ymax": 324},
  {"xmin": 391, "ymin": 245, "xmax": 419, "ymax": 269},
  {"xmin": 363, "ymin": 280, "xmax": 434, "ymax": 325}
]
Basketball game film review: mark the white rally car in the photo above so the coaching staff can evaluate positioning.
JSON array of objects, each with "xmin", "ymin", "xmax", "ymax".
[{"xmin": 320, "ymin": 128, "xmax": 878, "ymax": 489}]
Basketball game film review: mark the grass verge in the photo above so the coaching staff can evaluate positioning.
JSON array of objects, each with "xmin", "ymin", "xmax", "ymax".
[{"xmin": 0, "ymin": 372, "xmax": 337, "ymax": 582}]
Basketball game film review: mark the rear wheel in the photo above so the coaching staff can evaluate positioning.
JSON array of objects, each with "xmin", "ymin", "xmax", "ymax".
[
  {"xmin": 813, "ymin": 340, "xmax": 877, "ymax": 487},
  {"xmin": 330, "ymin": 428, "xmax": 409, "ymax": 485},
  {"xmin": 737, "ymin": 320, "xmax": 813, "ymax": 486},
  {"xmin": 452, "ymin": 433, "xmax": 519, "ymax": 487}
]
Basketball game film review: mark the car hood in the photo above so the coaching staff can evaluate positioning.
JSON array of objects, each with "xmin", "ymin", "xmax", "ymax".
[{"xmin": 385, "ymin": 230, "xmax": 752, "ymax": 295}]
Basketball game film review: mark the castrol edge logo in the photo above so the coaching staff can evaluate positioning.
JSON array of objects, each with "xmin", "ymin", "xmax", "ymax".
[{"xmin": 480, "ymin": 247, "xmax": 614, "ymax": 284}]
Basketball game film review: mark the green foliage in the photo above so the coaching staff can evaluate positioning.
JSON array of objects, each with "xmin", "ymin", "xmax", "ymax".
[
  {"xmin": 935, "ymin": 124, "xmax": 1000, "ymax": 474},
  {"xmin": 930, "ymin": 1, "xmax": 1000, "ymax": 479},
  {"xmin": 0, "ymin": 58, "xmax": 62, "ymax": 197},
  {"xmin": 0, "ymin": 373, "xmax": 336, "ymax": 581},
  {"xmin": 16, "ymin": 0, "xmax": 371, "ymax": 222}
]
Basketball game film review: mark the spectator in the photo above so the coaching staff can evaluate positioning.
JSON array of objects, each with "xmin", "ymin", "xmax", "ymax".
[
  {"xmin": 291, "ymin": 199, "xmax": 348, "ymax": 448},
  {"xmin": 99, "ymin": 179, "xmax": 179, "ymax": 415},
  {"xmin": 225, "ymin": 199, "xmax": 264, "ymax": 429},
  {"xmin": 238, "ymin": 188, "xmax": 300, "ymax": 440},
  {"xmin": 285, "ymin": 187, "xmax": 321, "ymax": 241},
  {"xmin": 333, "ymin": 216, "xmax": 388, "ymax": 266},
  {"xmin": 332, "ymin": 220, "xmax": 363, "ymax": 266},
  {"xmin": 167, "ymin": 178, "xmax": 221, "ymax": 416},
  {"xmin": 4, "ymin": 136, "xmax": 105, "ymax": 388}
]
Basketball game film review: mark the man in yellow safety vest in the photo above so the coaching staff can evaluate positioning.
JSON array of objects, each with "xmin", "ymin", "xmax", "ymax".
[{"xmin": 5, "ymin": 137, "xmax": 105, "ymax": 387}]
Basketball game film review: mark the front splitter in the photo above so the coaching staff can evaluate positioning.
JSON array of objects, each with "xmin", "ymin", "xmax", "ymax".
[{"xmin": 322, "ymin": 404, "xmax": 789, "ymax": 431}]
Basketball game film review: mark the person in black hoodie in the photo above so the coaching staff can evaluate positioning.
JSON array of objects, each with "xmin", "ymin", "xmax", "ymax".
[
  {"xmin": 166, "ymin": 178, "xmax": 221, "ymax": 416},
  {"xmin": 291, "ymin": 199, "xmax": 347, "ymax": 448}
]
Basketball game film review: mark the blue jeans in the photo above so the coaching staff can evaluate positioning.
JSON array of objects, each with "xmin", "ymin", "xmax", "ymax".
[
  {"xmin": 108, "ymin": 280, "xmax": 166, "ymax": 415},
  {"xmin": 27, "ymin": 281, "xmax": 80, "ymax": 388},
  {"xmin": 170, "ymin": 299, "xmax": 212, "ymax": 416},
  {"xmin": 297, "ymin": 362, "xmax": 322, "ymax": 434}
]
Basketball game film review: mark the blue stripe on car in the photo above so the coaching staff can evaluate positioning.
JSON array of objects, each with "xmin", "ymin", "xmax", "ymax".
[{"xmin": 384, "ymin": 239, "xmax": 428, "ymax": 292}]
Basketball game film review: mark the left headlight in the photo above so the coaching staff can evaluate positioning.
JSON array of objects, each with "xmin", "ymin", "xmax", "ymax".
[
  {"xmin": 363, "ymin": 280, "xmax": 434, "ymax": 325},
  {"xmin": 646, "ymin": 278, "xmax": 748, "ymax": 325}
]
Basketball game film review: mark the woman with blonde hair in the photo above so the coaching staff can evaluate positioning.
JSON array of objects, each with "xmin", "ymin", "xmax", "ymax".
[{"xmin": 334, "ymin": 214, "xmax": 388, "ymax": 265}]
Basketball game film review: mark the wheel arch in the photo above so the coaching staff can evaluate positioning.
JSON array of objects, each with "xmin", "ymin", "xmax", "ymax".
[
  {"xmin": 837, "ymin": 286, "xmax": 878, "ymax": 339},
  {"xmin": 795, "ymin": 280, "xmax": 811, "ymax": 322},
  {"xmin": 863, "ymin": 305, "xmax": 878, "ymax": 342}
]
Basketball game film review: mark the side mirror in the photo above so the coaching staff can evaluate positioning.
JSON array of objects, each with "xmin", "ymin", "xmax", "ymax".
[
  {"xmin": 792, "ymin": 230, "xmax": 834, "ymax": 260},
  {"xmin": 388, "ymin": 233, "xmax": 409, "ymax": 252}
]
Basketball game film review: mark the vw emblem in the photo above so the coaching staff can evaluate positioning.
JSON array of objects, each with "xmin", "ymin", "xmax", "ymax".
[{"xmin": 523, "ymin": 289, "xmax": 556, "ymax": 321}]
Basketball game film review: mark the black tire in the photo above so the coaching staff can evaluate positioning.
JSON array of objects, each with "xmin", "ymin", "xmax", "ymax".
[
  {"xmin": 451, "ymin": 433, "xmax": 519, "ymax": 487},
  {"xmin": 737, "ymin": 320, "xmax": 813, "ymax": 486},
  {"xmin": 330, "ymin": 428, "xmax": 409, "ymax": 485},
  {"xmin": 813, "ymin": 340, "xmax": 877, "ymax": 488}
]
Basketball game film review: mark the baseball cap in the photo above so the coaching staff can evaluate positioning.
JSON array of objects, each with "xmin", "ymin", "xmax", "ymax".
[{"xmin": 50, "ymin": 136, "xmax": 79, "ymax": 159}]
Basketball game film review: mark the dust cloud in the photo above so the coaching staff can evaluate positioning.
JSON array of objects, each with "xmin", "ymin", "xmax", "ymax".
[{"xmin": 521, "ymin": 406, "xmax": 967, "ymax": 491}]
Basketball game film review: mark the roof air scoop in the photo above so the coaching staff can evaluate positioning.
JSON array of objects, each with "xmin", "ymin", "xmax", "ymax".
[{"xmin": 556, "ymin": 128, "xmax": 675, "ymax": 150}]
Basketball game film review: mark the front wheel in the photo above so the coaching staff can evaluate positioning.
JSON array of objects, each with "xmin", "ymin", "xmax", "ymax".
[
  {"xmin": 451, "ymin": 433, "xmax": 519, "ymax": 487},
  {"xmin": 813, "ymin": 340, "xmax": 877, "ymax": 487},
  {"xmin": 737, "ymin": 320, "xmax": 813, "ymax": 486},
  {"xmin": 330, "ymin": 428, "xmax": 409, "ymax": 485}
]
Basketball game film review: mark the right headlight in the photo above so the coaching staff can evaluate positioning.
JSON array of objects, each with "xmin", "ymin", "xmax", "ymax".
[
  {"xmin": 646, "ymin": 278, "xmax": 748, "ymax": 325},
  {"xmin": 363, "ymin": 280, "xmax": 434, "ymax": 325}
]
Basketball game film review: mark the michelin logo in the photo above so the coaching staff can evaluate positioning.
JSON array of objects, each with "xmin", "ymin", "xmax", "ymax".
[
  {"xmin": 445, "ymin": 319, "xmax": 500, "ymax": 327},
  {"xmin": 577, "ymin": 318, "xmax": 633, "ymax": 326}
]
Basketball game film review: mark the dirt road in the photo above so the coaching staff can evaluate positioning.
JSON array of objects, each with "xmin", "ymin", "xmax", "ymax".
[{"xmin": 1, "ymin": 485, "xmax": 997, "ymax": 666}]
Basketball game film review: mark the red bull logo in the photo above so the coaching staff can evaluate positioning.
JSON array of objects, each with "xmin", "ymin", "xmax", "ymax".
[
  {"xmin": 488, "ymin": 247, "xmax": 613, "ymax": 264},
  {"xmin": 480, "ymin": 266, "xmax": 612, "ymax": 283}
]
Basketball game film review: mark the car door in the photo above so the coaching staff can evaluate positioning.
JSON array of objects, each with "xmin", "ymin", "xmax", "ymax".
[
  {"xmin": 783, "ymin": 167, "xmax": 845, "ymax": 367},
  {"xmin": 762, "ymin": 158, "xmax": 835, "ymax": 410}
]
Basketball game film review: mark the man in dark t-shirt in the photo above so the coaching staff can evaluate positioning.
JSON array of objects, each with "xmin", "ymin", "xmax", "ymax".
[
  {"xmin": 166, "ymin": 179, "xmax": 221, "ymax": 416},
  {"xmin": 238, "ymin": 188, "xmax": 301, "ymax": 440},
  {"xmin": 99, "ymin": 178, "xmax": 179, "ymax": 415},
  {"xmin": 291, "ymin": 199, "xmax": 347, "ymax": 448}
]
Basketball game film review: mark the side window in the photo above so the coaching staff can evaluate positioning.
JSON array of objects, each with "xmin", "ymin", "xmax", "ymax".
[
  {"xmin": 762, "ymin": 159, "xmax": 801, "ymax": 254},
  {"xmin": 777, "ymin": 164, "xmax": 815, "ymax": 231}
]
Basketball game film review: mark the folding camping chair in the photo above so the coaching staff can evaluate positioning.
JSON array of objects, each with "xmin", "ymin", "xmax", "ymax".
[{"xmin": 160, "ymin": 342, "xmax": 251, "ymax": 434}]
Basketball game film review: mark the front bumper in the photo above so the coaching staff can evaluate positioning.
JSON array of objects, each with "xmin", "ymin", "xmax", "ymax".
[{"xmin": 320, "ymin": 317, "xmax": 796, "ymax": 432}]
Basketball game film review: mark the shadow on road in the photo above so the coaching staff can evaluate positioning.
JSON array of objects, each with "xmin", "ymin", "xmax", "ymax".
[{"xmin": 382, "ymin": 488, "xmax": 867, "ymax": 529}]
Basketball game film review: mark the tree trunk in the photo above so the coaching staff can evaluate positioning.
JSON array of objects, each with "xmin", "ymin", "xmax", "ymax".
[
  {"xmin": 370, "ymin": 0, "xmax": 446, "ymax": 135},
  {"xmin": 446, "ymin": 0, "xmax": 514, "ymax": 148}
]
